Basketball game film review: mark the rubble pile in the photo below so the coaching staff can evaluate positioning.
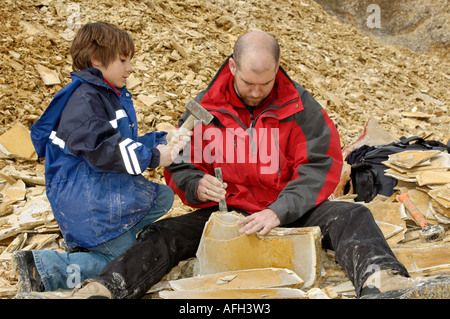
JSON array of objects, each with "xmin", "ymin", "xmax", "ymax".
[
  {"xmin": 386, "ymin": 149, "xmax": 450, "ymax": 227},
  {"xmin": 0, "ymin": 0, "xmax": 448, "ymax": 298}
]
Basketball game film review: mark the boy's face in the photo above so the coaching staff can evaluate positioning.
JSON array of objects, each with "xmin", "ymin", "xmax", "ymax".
[{"xmin": 93, "ymin": 55, "xmax": 133, "ymax": 88}]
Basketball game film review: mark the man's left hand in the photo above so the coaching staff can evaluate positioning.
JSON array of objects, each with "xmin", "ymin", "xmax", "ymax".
[{"xmin": 238, "ymin": 209, "xmax": 281, "ymax": 235}]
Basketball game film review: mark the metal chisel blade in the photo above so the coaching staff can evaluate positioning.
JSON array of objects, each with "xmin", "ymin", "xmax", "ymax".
[{"xmin": 214, "ymin": 167, "xmax": 228, "ymax": 212}]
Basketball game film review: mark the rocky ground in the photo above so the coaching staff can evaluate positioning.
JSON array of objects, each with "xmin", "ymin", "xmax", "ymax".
[{"xmin": 0, "ymin": 0, "xmax": 448, "ymax": 299}]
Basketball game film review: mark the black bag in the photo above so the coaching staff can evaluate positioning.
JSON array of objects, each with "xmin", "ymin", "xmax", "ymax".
[{"xmin": 346, "ymin": 136, "xmax": 448, "ymax": 203}]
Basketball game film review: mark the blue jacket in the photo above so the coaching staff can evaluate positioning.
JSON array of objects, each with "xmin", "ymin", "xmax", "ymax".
[{"xmin": 31, "ymin": 68, "xmax": 167, "ymax": 249}]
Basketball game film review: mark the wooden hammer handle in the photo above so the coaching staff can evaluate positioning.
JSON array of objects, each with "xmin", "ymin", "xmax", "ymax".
[
  {"xmin": 167, "ymin": 116, "xmax": 196, "ymax": 146},
  {"xmin": 397, "ymin": 193, "xmax": 429, "ymax": 229},
  {"xmin": 179, "ymin": 115, "xmax": 196, "ymax": 133}
]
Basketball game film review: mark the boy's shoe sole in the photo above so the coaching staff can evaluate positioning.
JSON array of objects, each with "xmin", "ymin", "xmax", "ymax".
[{"xmin": 13, "ymin": 251, "xmax": 44, "ymax": 293}]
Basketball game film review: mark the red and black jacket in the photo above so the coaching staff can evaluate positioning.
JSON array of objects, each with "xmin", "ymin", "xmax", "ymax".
[{"xmin": 165, "ymin": 57, "xmax": 343, "ymax": 225}]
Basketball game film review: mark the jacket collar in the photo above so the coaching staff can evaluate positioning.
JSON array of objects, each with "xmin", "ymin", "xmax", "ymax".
[
  {"xmin": 70, "ymin": 68, "xmax": 123, "ymax": 96},
  {"xmin": 199, "ymin": 57, "xmax": 302, "ymax": 121},
  {"xmin": 71, "ymin": 68, "xmax": 104, "ymax": 85}
]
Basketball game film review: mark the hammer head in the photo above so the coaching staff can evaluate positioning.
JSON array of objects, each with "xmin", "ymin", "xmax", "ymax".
[
  {"xmin": 419, "ymin": 224, "xmax": 445, "ymax": 243},
  {"xmin": 185, "ymin": 99, "xmax": 213, "ymax": 125}
]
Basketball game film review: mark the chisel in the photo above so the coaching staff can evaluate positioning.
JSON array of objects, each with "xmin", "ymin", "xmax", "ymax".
[{"xmin": 214, "ymin": 167, "xmax": 228, "ymax": 212}]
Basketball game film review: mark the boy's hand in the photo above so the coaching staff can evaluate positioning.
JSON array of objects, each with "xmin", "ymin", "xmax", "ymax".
[
  {"xmin": 157, "ymin": 130, "xmax": 191, "ymax": 167},
  {"xmin": 166, "ymin": 129, "xmax": 192, "ymax": 145}
]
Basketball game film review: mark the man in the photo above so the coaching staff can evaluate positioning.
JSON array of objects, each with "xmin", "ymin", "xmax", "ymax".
[{"xmin": 21, "ymin": 31, "xmax": 448, "ymax": 299}]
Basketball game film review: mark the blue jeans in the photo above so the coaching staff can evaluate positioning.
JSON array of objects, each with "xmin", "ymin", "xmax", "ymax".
[{"xmin": 32, "ymin": 184, "xmax": 174, "ymax": 291}]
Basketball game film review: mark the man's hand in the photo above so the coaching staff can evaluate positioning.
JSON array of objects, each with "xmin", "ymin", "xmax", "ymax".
[
  {"xmin": 238, "ymin": 209, "xmax": 280, "ymax": 235},
  {"xmin": 196, "ymin": 173, "xmax": 227, "ymax": 203}
]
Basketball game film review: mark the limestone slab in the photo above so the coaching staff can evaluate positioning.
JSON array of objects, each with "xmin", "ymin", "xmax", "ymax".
[
  {"xmin": 388, "ymin": 150, "xmax": 441, "ymax": 169},
  {"xmin": 393, "ymin": 244, "xmax": 450, "ymax": 276},
  {"xmin": 195, "ymin": 212, "xmax": 322, "ymax": 287},
  {"xmin": 0, "ymin": 124, "xmax": 37, "ymax": 160},
  {"xmin": 168, "ymin": 267, "xmax": 304, "ymax": 291},
  {"xmin": 159, "ymin": 287, "xmax": 307, "ymax": 299}
]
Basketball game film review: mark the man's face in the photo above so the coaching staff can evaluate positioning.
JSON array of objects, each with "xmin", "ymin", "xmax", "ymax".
[{"xmin": 229, "ymin": 53, "xmax": 279, "ymax": 107}]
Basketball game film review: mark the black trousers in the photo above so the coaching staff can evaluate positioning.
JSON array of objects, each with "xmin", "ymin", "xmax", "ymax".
[{"xmin": 93, "ymin": 200, "xmax": 408, "ymax": 298}]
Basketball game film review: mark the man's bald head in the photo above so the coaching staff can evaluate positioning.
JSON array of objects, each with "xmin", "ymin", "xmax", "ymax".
[
  {"xmin": 229, "ymin": 32, "xmax": 280, "ymax": 107},
  {"xmin": 232, "ymin": 31, "xmax": 280, "ymax": 72}
]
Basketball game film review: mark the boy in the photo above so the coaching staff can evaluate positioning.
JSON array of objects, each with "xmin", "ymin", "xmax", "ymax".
[{"xmin": 14, "ymin": 22, "xmax": 189, "ymax": 292}]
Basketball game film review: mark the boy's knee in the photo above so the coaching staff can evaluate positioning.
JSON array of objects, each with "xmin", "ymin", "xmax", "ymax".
[
  {"xmin": 157, "ymin": 184, "xmax": 174, "ymax": 209},
  {"xmin": 159, "ymin": 184, "xmax": 174, "ymax": 197}
]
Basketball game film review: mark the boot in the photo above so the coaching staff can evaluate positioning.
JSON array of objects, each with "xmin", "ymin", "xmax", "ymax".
[
  {"xmin": 360, "ymin": 269, "xmax": 450, "ymax": 299},
  {"xmin": 13, "ymin": 251, "xmax": 44, "ymax": 293},
  {"xmin": 14, "ymin": 280, "xmax": 113, "ymax": 299}
]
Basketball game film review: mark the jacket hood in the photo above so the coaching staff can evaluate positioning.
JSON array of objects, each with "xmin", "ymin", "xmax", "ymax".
[{"xmin": 30, "ymin": 68, "xmax": 114, "ymax": 158}]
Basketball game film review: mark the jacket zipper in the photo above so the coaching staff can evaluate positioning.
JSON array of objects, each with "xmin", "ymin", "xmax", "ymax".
[
  {"xmin": 207, "ymin": 97, "xmax": 298, "ymax": 183},
  {"xmin": 254, "ymin": 97, "xmax": 299, "ymax": 123},
  {"xmin": 256, "ymin": 97, "xmax": 297, "ymax": 186}
]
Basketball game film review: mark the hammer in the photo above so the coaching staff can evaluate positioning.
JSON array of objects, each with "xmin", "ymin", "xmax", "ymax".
[
  {"xmin": 397, "ymin": 193, "xmax": 445, "ymax": 243},
  {"xmin": 168, "ymin": 99, "xmax": 213, "ymax": 145}
]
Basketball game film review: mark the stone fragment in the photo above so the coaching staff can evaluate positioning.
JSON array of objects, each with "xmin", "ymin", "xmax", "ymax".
[
  {"xmin": 416, "ymin": 171, "xmax": 450, "ymax": 186},
  {"xmin": 155, "ymin": 122, "xmax": 176, "ymax": 133},
  {"xmin": 321, "ymin": 286, "xmax": 338, "ymax": 299},
  {"xmin": 428, "ymin": 185, "xmax": 450, "ymax": 219},
  {"xmin": 35, "ymin": 64, "xmax": 61, "ymax": 86},
  {"xmin": 159, "ymin": 287, "xmax": 307, "ymax": 299},
  {"xmin": 125, "ymin": 74, "xmax": 141, "ymax": 90},
  {"xmin": 1, "ymin": 180, "xmax": 26, "ymax": 201},
  {"xmin": 366, "ymin": 201, "xmax": 407, "ymax": 244},
  {"xmin": 307, "ymin": 287, "xmax": 331, "ymax": 299},
  {"xmin": 168, "ymin": 267, "xmax": 304, "ymax": 291},
  {"xmin": 387, "ymin": 150, "xmax": 441, "ymax": 169},
  {"xmin": 137, "ymin": 94, "xmax": 158, "ymax": 107},
  {"xmin": 0, "ymin": 124, "xmax": 37, "ymax": 160},
  {"xmin": 393, "ymin": 244, "xmax": 450, "ymax": 276}
]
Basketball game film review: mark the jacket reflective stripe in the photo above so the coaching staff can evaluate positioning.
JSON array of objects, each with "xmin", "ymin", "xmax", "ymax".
[
  {"xmin": 119, "ymin": 138, "xmax": 143, "ymax": 175},
  {"xmin": 109, "ymin": 109, "xmax": 128, "ymax": 128},
  {"xmin": 49, "ymin": 131, "xmax": 66, "ymax": 149},
  {"xmin": 128, "ymin": 141, "xmax": 143, "ymax": 174}
]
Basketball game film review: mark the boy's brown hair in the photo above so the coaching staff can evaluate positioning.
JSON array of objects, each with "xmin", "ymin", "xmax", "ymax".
[{"xmin": 70, "ymin": 21, "xmax": 135, "ymax": 71}]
